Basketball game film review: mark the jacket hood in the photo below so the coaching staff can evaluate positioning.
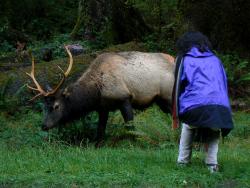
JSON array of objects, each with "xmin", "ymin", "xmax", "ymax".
[{"xmin": 186, "ymin": 47, "xmax": 214, "ymax": 57}]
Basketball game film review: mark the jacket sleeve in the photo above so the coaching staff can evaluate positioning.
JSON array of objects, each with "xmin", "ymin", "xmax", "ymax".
[
  {"xmin": 179, "ymin": 60, "xmax": 189, "ymax": 95},
  {"xmin": 171, "ymin": 55, "xmax": 184, "ymax": 129}
]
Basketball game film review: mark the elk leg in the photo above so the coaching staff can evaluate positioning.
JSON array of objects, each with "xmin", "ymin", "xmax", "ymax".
[
  {"xmin": 95, "ymin": 110, "xmax": 109, "ymax": 147},
  {"xmin": 156, "ymin": 97, "xmax": 171, "ymax": 114},
  {"xmin": 120, "ymin": 99, "xmax": 135, "ymax": 131},
  {"xmin": 120, "ymin": 99, "xmax": 133, "ymax": 122}
]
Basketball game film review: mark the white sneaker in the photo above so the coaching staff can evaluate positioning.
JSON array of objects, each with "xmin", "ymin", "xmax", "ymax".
[{"xmin": 207, "ymin": 164, "xmax": 219, "ymax": 173}]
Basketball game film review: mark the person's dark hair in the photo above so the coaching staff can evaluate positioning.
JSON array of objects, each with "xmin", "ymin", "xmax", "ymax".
[{"xmin": 176, "ymin": 31, "xmax": 212, "ymax": 55}]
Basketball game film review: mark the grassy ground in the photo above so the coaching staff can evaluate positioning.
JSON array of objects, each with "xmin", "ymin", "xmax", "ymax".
[{"xmin": 0, "ymin": 106, "xmax": 250, "ymax": 187}]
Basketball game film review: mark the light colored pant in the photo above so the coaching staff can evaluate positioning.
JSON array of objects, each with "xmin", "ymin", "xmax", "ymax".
[{"xmin": 177, "ymin": 123, "xmax": 220, "ymax": 165}]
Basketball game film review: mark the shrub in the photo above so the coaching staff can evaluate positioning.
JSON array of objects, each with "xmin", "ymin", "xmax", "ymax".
[
  {"xmin": 230, "ymin": 112, "xmax": 250, "ymax": 139},
  {"xmin": 218, "ymin": 53, "xmax": 250, "ymax": 98},
  {"xmin": 128, "ymin": 105, "xmax": 179, "ymax": 148},
  {"xmin": 0, "ymin": 78, "xmax": 27, "ymax": 112}
]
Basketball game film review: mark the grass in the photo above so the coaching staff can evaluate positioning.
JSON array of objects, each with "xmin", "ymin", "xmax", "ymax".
[
  {"xmin": 1, "ymin": 142, "xmax": 249, "ymax": 187},
  {"xmin": 0, "ymin": 106, "xmax": 250, "ymax": 187}
]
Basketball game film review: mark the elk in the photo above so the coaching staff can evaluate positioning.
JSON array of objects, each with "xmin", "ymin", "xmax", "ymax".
[{"xmin": 27, "ymin": 46, "xmax": 175, "ymax": 146}]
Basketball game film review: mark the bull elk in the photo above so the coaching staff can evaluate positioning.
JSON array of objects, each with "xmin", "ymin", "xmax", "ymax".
[{"xmin": 27, "ymin": 46, "xmax": 175, "ymax": 146}]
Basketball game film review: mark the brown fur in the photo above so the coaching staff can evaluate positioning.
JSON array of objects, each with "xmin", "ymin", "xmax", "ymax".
[
  {"xmin": 77, "ymin": 51, "xmax": 175, "ymax": 105},
  {"xmin": 42, "ymin": 51, "xmax": 175, "ymax": 146}
]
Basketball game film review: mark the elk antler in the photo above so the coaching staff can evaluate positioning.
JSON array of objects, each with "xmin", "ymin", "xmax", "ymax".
[{"xmin": 26, "ymin": 46, "xmax": 73, "ymax": 101}]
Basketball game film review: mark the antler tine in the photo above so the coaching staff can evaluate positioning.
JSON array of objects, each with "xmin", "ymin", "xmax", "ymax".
[
  {"xmin": 30, "ymin": 93, "xmax": 43, "ymax": 101},
  {"xmin": 64, "ymin": 45, "xmax": 73, "ymax": 77},
  {"xmin": 26, "ymin": 46, "xmax": 73, "ymax": 100},
  {"xmin": 46, "ymin": 67, "xmax": 66, "ymax": 95},
  {"xmin": 44, "ymin": 45, "xmax": 73, "ymax": 95},
  {"xmin": 26, "ymin": 56, "xmax": 47, "ymax": 96}
]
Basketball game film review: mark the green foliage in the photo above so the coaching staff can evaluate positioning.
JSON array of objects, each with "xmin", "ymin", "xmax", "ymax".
[
  {"xmin": 0, "ymin": 19, "xmax": 15, "ymax": 56},
  {"xmin": 230, "ymin": 112, "xmax": 250, "ymax": 139},
  {"xmin": 180, "ymin": 0, "xmax": 250, "ymax": 54},
  {"xmin": 28, "ymin": 34, "xmax": 65, "ymax": 58},
  {"xmin": 27, "ymin": 34, "xmax": 91, "ymax": 60},
  {"xmin": 0, "ymin": 0, "xmax": 250, "ymax": 60},
  {"xmin": 136, "ymin": 1, "xmax": 186, "ymax": 53},
  {"xmin": 0, "ymin": 79, "xmax": 9, "ymax": 107},
  {"xmin": 94, "ymin": 20, "xmax": 116, "ymax": 48},
  {"xmin": 129, "ymin": 105, "xmax": 179, "ymax": 147},
  {"xmin": 134, "ymin": 0, "xmax": 178, "ymax": 28},
  {"xmin": 142, "ymin": 33, "xmax": 175, "ymax": 54},
  {"xmin": 0, "ymin": 41, "xmax": 15, "ymax": 57},
  {"xmin": 56, "ymin": 113, "xmax": 99, "ymax": 146},
  {"xmin": 0, "ymin": 0, "xmax": 77, "ymax": 38},
  {"xmin": 218, "ymin": 53, "xmax": 250, "ymax": 97},
  {"xmin": 0, "ymin": 78, "xmax": 28, "ymax": 112},
  {"xmin": 0, "ymin": 110, "xmax": 44, "ymax": 148}
]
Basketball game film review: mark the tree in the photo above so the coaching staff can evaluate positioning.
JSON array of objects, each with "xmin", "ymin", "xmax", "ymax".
[
  {"xmin": 0, "ymin": 0, "xmax": 77, "ymax": 43},
  {"xmin": 179, "ymin": 0, "xmax": 250, "ymax": 54},
  {"xmin": 70, "ymin": 0, "xmax": 151, "ymax": 44}
]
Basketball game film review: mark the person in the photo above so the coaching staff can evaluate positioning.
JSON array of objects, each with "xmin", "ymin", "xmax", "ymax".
[{"xmin": 172, "ymin": 31, "xmax": 234, "ymax": 173}]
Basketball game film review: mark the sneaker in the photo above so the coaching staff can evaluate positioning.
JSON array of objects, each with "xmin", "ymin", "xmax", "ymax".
[
  {"xmin": 177, "ymin": 162, "xmax": 189, "ymax": 167},
  {"xmin": 207, "ymin": 164, "xmax": 219, "ymax": 173}
]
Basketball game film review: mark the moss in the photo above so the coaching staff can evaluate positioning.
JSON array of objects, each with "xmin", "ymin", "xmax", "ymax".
[{"xmin": 102, "ymin": 41, "xmax": 147, "ymax": 53}]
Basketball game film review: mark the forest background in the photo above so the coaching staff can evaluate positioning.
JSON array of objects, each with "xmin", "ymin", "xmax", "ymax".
[{"xmin": 1, "ymin": 0, "xmax": 250, "ymax": 98}]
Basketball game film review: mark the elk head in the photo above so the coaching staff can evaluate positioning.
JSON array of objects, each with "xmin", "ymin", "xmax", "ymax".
[{"xmin": 26, "ymin": 46, "xmax": 73, "ymax": 130}]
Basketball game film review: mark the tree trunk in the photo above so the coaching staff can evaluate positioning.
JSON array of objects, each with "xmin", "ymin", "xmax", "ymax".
[
  {"xmin": 70, "ymin": 0, "xmax": 85, "ymax": 39},
  {"xmin": 70, "ymin": 0, "xmax": 151, "ymax": 43}
]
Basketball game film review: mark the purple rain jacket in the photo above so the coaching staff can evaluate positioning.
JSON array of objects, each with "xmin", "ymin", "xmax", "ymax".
[
  {"xmin": 174, "ymin": 47, "xmax": 233, "ymax": 136},
  {"xmin": 179, "ymin": 47, "xmax": 231, "ymax": 114}
]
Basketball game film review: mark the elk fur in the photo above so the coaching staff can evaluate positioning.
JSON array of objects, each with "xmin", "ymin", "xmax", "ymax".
[{"xmin": 34, "ymin": 51, "xmax": 175, "ymax": 146}]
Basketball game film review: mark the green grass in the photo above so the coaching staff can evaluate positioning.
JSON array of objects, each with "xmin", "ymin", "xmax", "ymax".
[
  {"xmin": 0, "ymin": 106, "xmax": 250, "ymax": 187},
  {"xmin": 1, "ymin": 143, "xmax": 249, "ymax": 187}
]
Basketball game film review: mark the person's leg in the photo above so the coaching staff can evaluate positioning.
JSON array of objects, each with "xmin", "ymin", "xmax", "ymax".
[
  {"xmin": 177, "ymin": 123, "xmax": 195, "ymax": 164},
  {"xmin": 205, "ymin": 130, "xmax": 220, "ymax": 172},
  {"xmin": 205, "ymin": 130, "xmax": 220, "ymax": 165}
]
